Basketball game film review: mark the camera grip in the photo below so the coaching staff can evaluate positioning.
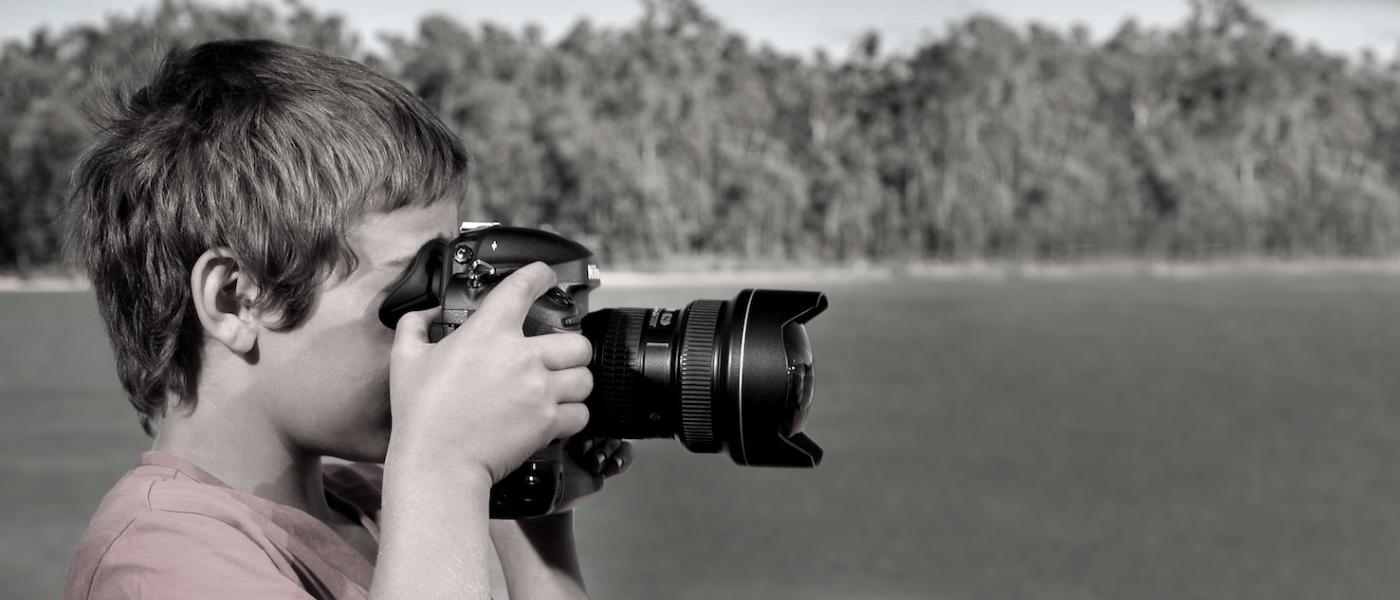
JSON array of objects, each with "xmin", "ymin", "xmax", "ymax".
[{"xmin": 489, "ymin": 442, "xmax": 566, "ymax": 519}]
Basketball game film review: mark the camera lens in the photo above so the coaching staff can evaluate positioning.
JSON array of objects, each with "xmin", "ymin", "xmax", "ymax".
[{"xmin": 580, "ymin": 289, "xmax": 827, "ymax": 467}]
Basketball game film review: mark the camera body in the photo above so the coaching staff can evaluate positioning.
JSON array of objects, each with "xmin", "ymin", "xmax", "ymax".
[{"xmin": 380, "ymin": 223, "xmax": 827, "ymax": 519}]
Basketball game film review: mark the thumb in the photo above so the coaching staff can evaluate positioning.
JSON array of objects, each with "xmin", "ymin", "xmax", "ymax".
[{"xmin": 392, "ymin": 307, "xmax": 438, "ymax": 354}]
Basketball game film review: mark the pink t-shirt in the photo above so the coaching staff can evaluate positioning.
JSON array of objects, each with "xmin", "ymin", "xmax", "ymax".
[{"xmin": 64, "ymin": 452, "xmax": 383, "ymax": 599}]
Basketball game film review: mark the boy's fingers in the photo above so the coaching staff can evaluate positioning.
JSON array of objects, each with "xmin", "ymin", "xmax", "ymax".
[
  {"xmin": 392, "ymin": 307, "xmax": 437, "ymax": 353},
  {"xmin": 551, "ymin": 403, "xmax": 590, "ymax": 440},
  {"xmin": 589, "ymin": 438, "xmax": 623, "ymax": 475},
  {"xmin": 531, "ymin": 333, "xmax": 592, "ymax": 370},
  {"xmin": 569, "ymin": 436, "xmax": 599, "ymax": 464},
  {"xmin": 603, "ymin": 442, "xmax": 633, "ymax": 477},
  {"xmin": 473, "ymin": 262, "xmax": 557, "ymax": 331},
  {"xmin": 595, "ymin": 438, "xmax": 622, "ymax": 457},
  {"xmin": 550, "ymin": 367, "xmax": 594, "ymax": 403}
]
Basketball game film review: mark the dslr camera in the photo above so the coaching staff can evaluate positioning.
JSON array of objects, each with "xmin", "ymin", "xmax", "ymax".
[{"xmin": 378, "ymin": 223, "xmax": 828, "ymax": 518}]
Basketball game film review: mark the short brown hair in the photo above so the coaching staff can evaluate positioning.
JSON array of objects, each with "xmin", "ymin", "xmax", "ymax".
[{"xmin": 65, "ymin": 39, "xmax": 468, "ymax": 435}]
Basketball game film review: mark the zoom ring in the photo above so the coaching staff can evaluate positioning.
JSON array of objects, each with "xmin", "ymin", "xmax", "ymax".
[
  {"xmin": 676, "ymin": 301, "xmax": 722, "ymax": 452},
  {"xmin": 593, "ymin": 309, "xmax": 647, "ymax": 438}
]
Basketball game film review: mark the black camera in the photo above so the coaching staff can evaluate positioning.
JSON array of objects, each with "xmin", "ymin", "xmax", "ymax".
[{"xmin": 378, "ymin": 223, "xmax": 828, "ymax": 518}]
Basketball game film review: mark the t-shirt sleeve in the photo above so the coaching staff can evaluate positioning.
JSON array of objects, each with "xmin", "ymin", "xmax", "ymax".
[{"xmin": 82, "ymin": 510, "xmax": 313, "ymax": 600}]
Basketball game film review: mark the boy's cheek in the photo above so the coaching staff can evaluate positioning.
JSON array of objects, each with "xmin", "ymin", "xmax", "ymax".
[
  {"xmin": 260, "ymin": 345, "xmax": 393, "ymax": 461},
  {"xmin": 347, "ymin": 400, "xmax": 393, "ymax": 462},
  {"xmin": 326, "ymin": 372, "xmax": 394, "ymax": 461},
  {"xmin": 296, "ymin": 393, "xmax": 392, "ymax": 463},
  {"xmin": 260, "ymin": 282, "xmax": 397, "ymax": 461},
  {"xmin": 330, "ymin": 425, "xmax": 391, "ymax": 463}
]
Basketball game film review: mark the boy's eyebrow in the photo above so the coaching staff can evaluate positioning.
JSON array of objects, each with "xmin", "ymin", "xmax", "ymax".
[
  {"xmin": 383, "ymin": 255, "xmax": 416, "ymax": 269},
  {"xmin": 382, "ymin": 235, "xmax": 450, "ymax": 270}
]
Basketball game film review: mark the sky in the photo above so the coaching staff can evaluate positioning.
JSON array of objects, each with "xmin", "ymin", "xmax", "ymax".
[{"xmin": 2, "ymin": 0, "xmax": 1399, "ymax": 59}]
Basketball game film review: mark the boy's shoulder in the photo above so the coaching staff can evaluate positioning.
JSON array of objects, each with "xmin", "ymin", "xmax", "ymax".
[{"xmin": 64, "ymin": 452, "xmax": 382, "ymax": 600}]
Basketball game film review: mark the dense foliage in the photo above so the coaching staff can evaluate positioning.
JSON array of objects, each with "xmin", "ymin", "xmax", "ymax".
[{"xmin": 3, "ymin": 0, "xmax": 1400, "ymax": 272}]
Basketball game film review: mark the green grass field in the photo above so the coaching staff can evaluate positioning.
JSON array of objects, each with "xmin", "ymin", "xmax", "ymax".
[{"xmin": 5, "ymin": 274, "xmax": 1400, "ymax": 599}]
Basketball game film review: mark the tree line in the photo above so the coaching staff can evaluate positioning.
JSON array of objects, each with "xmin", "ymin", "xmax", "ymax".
[{"xmin": 4, "ymin": 0, "xmax": 1400, "ymax": 272}]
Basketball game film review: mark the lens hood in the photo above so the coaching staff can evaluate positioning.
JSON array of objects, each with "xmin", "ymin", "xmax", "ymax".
[{"xmin": 718, "ymin": 289, "xmax": 828, "ymax": 467}]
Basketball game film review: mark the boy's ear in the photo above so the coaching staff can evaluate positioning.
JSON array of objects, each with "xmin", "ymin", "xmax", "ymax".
[{"xmin": 190, "ymin": 248, "xmax": 264, "ymax": 355}]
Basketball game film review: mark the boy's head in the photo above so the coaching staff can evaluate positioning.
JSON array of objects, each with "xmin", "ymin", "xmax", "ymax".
[{"xmin": 66, "ymin": 39, "xmax": 467, "ymax": 458}]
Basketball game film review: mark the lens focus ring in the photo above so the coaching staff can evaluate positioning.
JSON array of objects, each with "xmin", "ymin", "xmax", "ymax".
[
  {"xmin": 592, "ymin": 309, "xmax": 647, "ymax": 437},
  {"xmin": 677, "ymin": 301, "xmax": 722, "ymax": 452}
]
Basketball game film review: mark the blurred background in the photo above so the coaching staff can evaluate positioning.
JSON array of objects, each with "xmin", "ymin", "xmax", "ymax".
[{"xmin": 5, "ymin": 1, "xmax": 1400, "ymax": 598}]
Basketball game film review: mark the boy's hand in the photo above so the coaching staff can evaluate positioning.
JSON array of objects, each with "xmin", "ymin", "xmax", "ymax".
[
  {"xmin": 571, "ymin": 436, "xmax": 634, "ymax": 478},
  {"xmin": 488, "ymin": 438, "xmax": 632, "ymax": 599},
  {"xmin": 387, "ymin": 262, "xmax": 593, "ymax": 483},
  {"xmin": 550, "ymin": 436, "xmax": 635, "ymax": 512}
]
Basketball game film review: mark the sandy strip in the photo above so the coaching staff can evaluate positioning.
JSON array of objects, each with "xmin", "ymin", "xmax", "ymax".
[
  {"xmin": 0, "ymin": 275, "xmax": 91, "ymax": 292},
  {"xmin": 6, "ymin": 258, "xmax": 1400, "ymax": 292}
]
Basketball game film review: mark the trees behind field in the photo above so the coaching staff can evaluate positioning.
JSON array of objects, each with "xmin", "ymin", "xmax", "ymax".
[{"xmin": 4, "ymin": 0, "xmax": 1400, "ymax": 272}]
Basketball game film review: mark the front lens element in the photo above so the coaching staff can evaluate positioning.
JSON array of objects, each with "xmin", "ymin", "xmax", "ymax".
[{"xmin": 783, "ymin": 322, "xmax": 815, "ymax": 437}]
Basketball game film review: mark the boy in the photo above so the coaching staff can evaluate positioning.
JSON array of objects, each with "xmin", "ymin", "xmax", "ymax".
[{"xmin": 61, "ymin": 39, "xmax": 630, "ymax": 599}]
